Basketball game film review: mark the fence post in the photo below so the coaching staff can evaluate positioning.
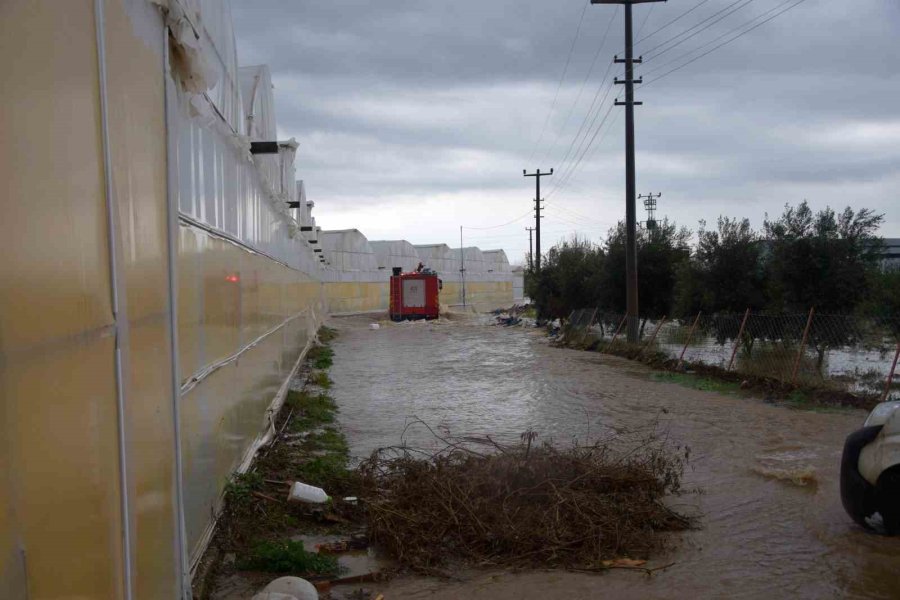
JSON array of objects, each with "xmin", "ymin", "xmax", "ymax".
[
  {"xmin": 677, "ymin": 312, "xmax": 702, "ymax": 371},
  {"xmin": 790, "ymin": 307, "xmax": 815, "ymax": 385},
  {"xmin": 640, "ymin": 316, "xmax": 667, "ymax": 357},
  {"xmin": 727, "ymin": 308, "xmax": 751, "ymax": 372},
  {"xmin": 882, "ymin": 341, "xmax": 900, "ymax": 403},
  {"xmin": 605, "ymin": 315, "xmax": 627, "ymax": 353},
  {"xmin": 580, "ymin": 308, "xmax": 599, "ymax": 346}
]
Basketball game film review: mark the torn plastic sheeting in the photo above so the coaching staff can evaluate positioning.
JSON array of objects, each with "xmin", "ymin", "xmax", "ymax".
[{"xmin": 155, "ymin": 0, "xmax": 219, "ymax": 95}]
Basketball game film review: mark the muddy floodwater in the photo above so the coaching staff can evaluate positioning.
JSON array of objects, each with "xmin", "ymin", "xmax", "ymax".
[{"xmin": 328, "ymin": 314, "xmax": 900, "ymax": 600}]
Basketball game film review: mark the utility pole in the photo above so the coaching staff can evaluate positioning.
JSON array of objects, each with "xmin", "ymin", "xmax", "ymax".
[
  {"xmin": 592, "ymin": 0, "xmax": 664, "ymax": 343},
  {"xmin": 525, "ymin": 227, "xmax": 535, "ymax": 270},
  {"xmin": 460, "ymin": 225, "xmax": 466, "ymax": 308},
  {"xmin": 523, "ymin": 168, "xmax": 553, "ymax": 271}
]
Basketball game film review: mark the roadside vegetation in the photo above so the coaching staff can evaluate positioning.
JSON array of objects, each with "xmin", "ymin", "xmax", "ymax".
[
  {"xmin": 526, "ymin": 201, "xmax": 890, "ymax": 321},
  {"xmin": 193, "ymin": 326, "xmax": 358, "ymax": 598}
]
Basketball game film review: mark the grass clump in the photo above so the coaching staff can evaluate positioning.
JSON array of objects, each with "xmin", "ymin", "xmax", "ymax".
[
  {"xmin": 303, "ymin": 427, "xmax": 349, "ymax": 455},
  {"xmin": 308, "ymin": 370, "xmax": 332, "ymax": 389},
  {"xmin": 651, "ymin": 372, "xmax": 742, "ymax": 394},
  {"xmin": 307, "ymin": 345, "xmax": 334, "ymax": 370},
  {"xmin": 318, "ymin": 326, "xmax": 338, "ymax": 343},
  {"xmin": 286, "ymin": 390, "xmax": 337, "ymax": 430},
  {"xmin": 295, "ymin": 454, "xmax": 352, "ymax": 489},
  {"xmin": 237, "ymin": 539, "xmax": 342, "ymax": 575},
  {"xmin": 223, "ymin": 472, "xmax": 263, "ymax": 506}
]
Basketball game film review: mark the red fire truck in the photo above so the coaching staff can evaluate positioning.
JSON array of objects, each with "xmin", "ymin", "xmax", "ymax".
[{"xmin": 389, "ymin": 267, "xmax": 441, "ymax": 321}]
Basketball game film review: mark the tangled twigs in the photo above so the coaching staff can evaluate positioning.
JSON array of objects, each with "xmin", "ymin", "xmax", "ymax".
[{"xmin": 357, "ymin": 424, "xmax": 694, "ymax": 572}]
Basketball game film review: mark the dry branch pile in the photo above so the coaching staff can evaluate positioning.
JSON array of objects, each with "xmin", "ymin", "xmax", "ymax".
[{"xmin": 357, "ymin": 429, "xmax": 693, "ymax": 571}]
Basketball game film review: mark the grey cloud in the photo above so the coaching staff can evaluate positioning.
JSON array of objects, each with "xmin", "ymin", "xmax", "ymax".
[{"xmin": 232, "ymin": 0, "xmax": 900, "ymax": 262}]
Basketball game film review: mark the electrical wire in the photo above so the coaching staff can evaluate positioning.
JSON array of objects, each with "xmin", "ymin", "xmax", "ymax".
[
  {"xmin": 548, "ymin": 101, "xmax": 619, "ymax": 198},
  {"xmin": 634, "ymin": 0, "xmax": 714, "ymax": 46},
  {"xmin": 544, "ymin": 200, "xmax": 609, "ymax": 226},
  {"xmin": 643, "ymin": 0, "xmax": 810, "ymax": 87},
  {"xmin": 641, "ymin": 0, "xmax": 757, "ymax": 61},
  {"xmin": 462, "ymin": 208, "xmax": 535, "ymax": 230},
  {"xmin": 540, "ymin": 6, "xmax": 619, "ymax": 166},
  {"xmin": 527, "ymin": 0, "xmax": 590, "ymax": 164},
  {"xmin": 550, "ymin": 62, "xmax": 617, "ymax": 180}
]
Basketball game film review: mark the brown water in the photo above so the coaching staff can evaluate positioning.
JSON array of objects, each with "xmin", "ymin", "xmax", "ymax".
[{"xmin": 328, "ymin": 314, "xmax": 900, "ymax": 600}]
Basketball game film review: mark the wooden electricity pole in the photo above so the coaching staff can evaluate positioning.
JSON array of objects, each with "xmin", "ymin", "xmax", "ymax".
[
  {"xmin": 591, "ymin": 0, "xmax": 664, "ymax": 342},
  {"xmin": 523, "ymin": 169, "xmax": 553, "ymax": 271}
]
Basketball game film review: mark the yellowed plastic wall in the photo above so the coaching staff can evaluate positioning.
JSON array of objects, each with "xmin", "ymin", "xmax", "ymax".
[
  {"xmin": 177, "ymin": 226, "xmax": 322, "ymax": 563},
  {"xmin": 1, "ymin": 1, "xmax": 126, "ymax": 597},
  {"xmin": 104, "ymin": 2, "xmax": 183, "ymax": 596}
]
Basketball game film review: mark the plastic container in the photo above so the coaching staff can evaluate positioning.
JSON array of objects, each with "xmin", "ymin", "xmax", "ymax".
[{"xmin": 287, "ymin": 481, "xmax": 329, "ymax": 504}]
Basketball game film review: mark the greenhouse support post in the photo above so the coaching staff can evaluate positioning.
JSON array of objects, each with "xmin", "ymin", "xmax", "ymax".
[
  {"xmin": 677, "ymin": 312, "xmax": 702, "ymax": 371},
  {"xmin": 791, "ymin": 307, "xmax": 815, "ymax": 385},
  {"xmin": 640, "ymin": 316, "xmax": 666, "ymax": 357},
  {"xmin": 580, "ymin": 308, "xmax": 598, "ymax": 346},
  {"xmin": 728, "ymin": 308, "xmax": 751, "ymax": 372},
  {"xmin": 605, "ymin": 315, "xmax": 627, "ymax": 353}
]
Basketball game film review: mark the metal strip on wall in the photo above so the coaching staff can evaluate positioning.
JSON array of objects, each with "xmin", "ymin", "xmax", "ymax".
[{"xmin": 94, "ymin": 0, "xmax": 134, "ymax": 597}]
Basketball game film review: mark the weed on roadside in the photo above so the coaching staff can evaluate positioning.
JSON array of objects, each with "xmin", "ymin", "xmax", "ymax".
[
  {"xmin": 308, "ymin": 370, "xmax": 332, "ymax": 389},
  {"xmin": 224, "ymin": 472, "xmax": 263, "ymax": 506},
  {"xmin": 651, "ymin": 372, "xmax": 742, "ymax": 395},
  {"xmin": 286, "ymin": 390, "xmax": 337, "ymax": 430},
  {"xmin": 318, "ymin": 326, "xmax": 338, "ymax": 343},
  {"xmin": 307, "ymin": 345, "xmax": 334, "ymax": 370},
  {"xmin": 237, "ymin": 539, "xmax": 342, "ymax": 575}
]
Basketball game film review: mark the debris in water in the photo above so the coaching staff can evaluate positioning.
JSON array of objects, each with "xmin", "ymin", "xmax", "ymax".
[
  {"xmin": 357, "ymin": 423, "xmax": 693, "ymax": 571},
  {"xmin": 752, "ymin": 465, "xmax": 818, "ymax": 487}
]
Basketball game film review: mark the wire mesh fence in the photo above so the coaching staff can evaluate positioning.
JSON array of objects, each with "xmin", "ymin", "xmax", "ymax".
[{"xmin": 562, "ymin": 308, "xmax": 900, "ymax": 401}]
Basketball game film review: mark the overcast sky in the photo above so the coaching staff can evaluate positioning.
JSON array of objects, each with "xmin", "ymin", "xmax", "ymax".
[{"xmin": 232, "ymin": 0, "xmax": 900, "ymax": 265}]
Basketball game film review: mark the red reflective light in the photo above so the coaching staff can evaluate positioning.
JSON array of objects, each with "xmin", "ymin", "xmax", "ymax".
[{"xmin": 225, "ymin": 274, "xmax": 240, "ymax": 283}]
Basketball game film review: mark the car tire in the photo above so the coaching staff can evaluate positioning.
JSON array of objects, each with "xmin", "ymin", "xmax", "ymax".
[
  {"xmin": 877, "ymin": 467, "xmax": 900, "ymax": 535},
  {"xmin": 840, "ymin": 425, "xmax": 884, "ymax": 530}
]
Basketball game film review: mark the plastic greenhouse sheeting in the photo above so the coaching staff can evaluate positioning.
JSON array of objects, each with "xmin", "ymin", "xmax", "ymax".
[
  {"xmin": 370, "ymin": 240, "xmax": 421, "ymax": 272},
  {"xmin": 482, "ymin": 249, "xmax": 512, "ymax": 273},
  {"xmin": 321, "ymin": 230, "xmax": 380, "ymax": 272}
]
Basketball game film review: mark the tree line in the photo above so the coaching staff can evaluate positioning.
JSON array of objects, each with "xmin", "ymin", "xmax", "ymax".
[{"xmin": 525, "ymin": 201, "xmax": 898, "ymax": 323}]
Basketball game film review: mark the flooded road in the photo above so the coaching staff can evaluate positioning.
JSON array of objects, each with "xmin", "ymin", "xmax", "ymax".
[{"xmin": 328, "ymin": 314, "xmax": 900, "ymax": 599}]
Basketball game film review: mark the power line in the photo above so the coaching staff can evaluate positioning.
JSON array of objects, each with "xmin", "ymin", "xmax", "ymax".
[
  {"xmin": 634, "ymin": 0, "xmax": 714, "ymax": 46},
  {"xmin": 548, "ymin": 62, "xmax": 617, "ymax": 185},
  {"xmin": 527, "ymin": 1, "xmax": 590, "ymax": 163},
  {"xmin": 544, "ymin": 200, "xmax": 609, "ymax": 227},
  {"xmin": 635, "ymin": 2, "xmax": 657, "ymax": 39},
  {"xmin": 641, "ymin": 0, "xmax": 805, "ymax": 78},
  {"xmin": 641, "ymin": 0, "xmax": 757, "ymax": 61},
  {"xmin": 463, "ymin": 208, "xmax": 535, "ymax": 230},
  {"xmin": 540, "ymin": 6, "xmax": 619, "ymax": 165},
  {"xmin": 548, "ymin": 101, "xmax": 620, "ymax": 199},
  {"xmin": 644, "ymin": 0, "xmax": 810, "ymax": 87}
]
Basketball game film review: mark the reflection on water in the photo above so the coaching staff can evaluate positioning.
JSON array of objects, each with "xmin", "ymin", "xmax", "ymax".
[{"xmin": 328, "ymin": 314, "xmax": 900, "ymax": 600}]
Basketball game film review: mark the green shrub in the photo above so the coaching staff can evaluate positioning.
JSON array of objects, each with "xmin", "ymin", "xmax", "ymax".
[{"xmin": 237, "ymin": 539, "xmax": 341, "ymax": 575}]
